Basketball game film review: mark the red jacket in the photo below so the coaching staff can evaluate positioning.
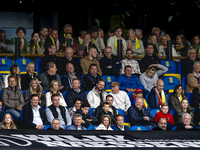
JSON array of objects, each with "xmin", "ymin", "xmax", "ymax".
[{"xmin": 154, "ymin": 110, "xmax": 175, "ymax": 125}]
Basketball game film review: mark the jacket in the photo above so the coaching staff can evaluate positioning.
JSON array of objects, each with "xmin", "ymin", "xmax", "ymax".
[
  {"xmin": 191, "ymin": 88, "xmax": 200, "ymax": 109},
  {"xmin": 154, "ymin": 110, "xmax": 175, "ymax": 126},
  {"xmin": 67, "ymin": 124, "xmax": 87, "ymax": 130},
  {"xmin": 21, "ymin": 72, "xmax": 39, "ymax": 90},
  {"xmin": 112, "ymin": 125, "xmax": 129, "ymax": 131},
  {"xmin": 96, "ymin": 123, "xmax": 113, "ymax": 130},
  {"xmin": 22, "ymin": 102, "xmax": 49, "ymax": 129},
  {"xmin": 87, "ymin": 86, "xmax": 108, "ymax": 108},
  {"xmin": 186, "ymin": 72, "xmax": 200, "ymax": 93},
  {"xmin": 2, "ymin": 86, "xmax": 24, "ymax": 110},
  {"xmin": 174, "ymin": 107, "xmax": 194, "ymax": 125},
  {"xmin": 80, "ymin": 55, "xmax": 102, "ymax": 75},
  {"xmin": 182, "ymin": 57, "xmax": 200, "ymax": 77},
  {"xmin": 170, "ymin": 93, "xmax": 187, "ymax": 112},
  {"xmin": 177, "ymin": 122, "xmax": 196, "ymax": 131},
  {"xmin": 83, "ymin": 72, "xmax": 102, "ymax": 90},
  {"xmin": 0, "ymin": 122, "xmax": 17, "ymax": 129},
  {"xmin": 92, "ymin": 38, "xmax": 105, "ymax": 56},
  {"xmin": 158, "ymin": 45, "xmax": 179, "ymax": 62},
  {"xmin": 117, "ymin": 74, "xmax": 144, "ymax": 91}
]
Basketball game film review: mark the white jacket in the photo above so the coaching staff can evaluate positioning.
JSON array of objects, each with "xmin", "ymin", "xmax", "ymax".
[
  {"xmin": 158, "ymin": 45, "xmax": 179, "ymax": 62},
  {"xmin": 46, "ymin": 92, "xmax": 67, "ymax": 107},
  {"xmin": 96, "ymin": 123, "xmax": 113, "ymax": 130}
]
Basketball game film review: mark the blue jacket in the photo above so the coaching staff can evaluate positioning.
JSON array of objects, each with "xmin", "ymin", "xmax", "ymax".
[
  {"xmin": 67, "ymin": 124, "xmax": 87, "ymax": 130},
  {"xmin": 112, "ymin": 125, "xmax": 129, "ymax": 131},
  {"xmin": 117, "ymin": 74, "xmax": 144, "ymax": 91}
]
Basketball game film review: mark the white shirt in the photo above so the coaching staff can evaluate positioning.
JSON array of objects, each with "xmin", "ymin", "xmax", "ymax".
[
  {"xmin": 96, "ymin": 123, "xmax": 113, "ymax": 130},
  {"xmin": 32, "ymin": 105, "xmax": 43, "ymax": 126},
  {"xmin": 117, "ymin": 125, "xmax": 124, "ymax": 131},
  {"xmin": 46, "ymin": 92, "xmax": 67, "ymax": 107}
]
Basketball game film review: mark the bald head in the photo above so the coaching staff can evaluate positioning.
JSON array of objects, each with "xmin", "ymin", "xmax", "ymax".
[{"xmin": 156, "ymin": 79, "xmax": 164, "ymax": 92}]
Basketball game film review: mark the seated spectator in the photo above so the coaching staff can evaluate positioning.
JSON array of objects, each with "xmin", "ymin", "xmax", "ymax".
[
  {"xmin": 151, "ymin": 27, "xmax": 161, "ymax": 45},
  {"xmin": 83, "ymin": 64, "xmax": 102, "ymax": 90},
  {"xmin": 10, "ymin": 27, "xmax": 27, "ymax": 54},
  {"xmin": 4, "ymin": 64, "xmax": 21, "ymax": 89},
  {"xmin": 77, "ymin": 30, "xmax": 87, "ymax": 47},
  {"xmin": 190, "ymin": 35, "xmax": 200, "ymax": 55},
  {"xmin": 170, "ymin": 85, "xmax": 187, "ymax": 112},
  {"xmin": 50, "ymin": 118, "xmax": 64, "ymax": 130},
  {"xmin": 109, "ymin": 82, "xmax": 131, "ymax": 111},
  {"xmin": 132, "ymin": 89, "xmax": 150, "ymax": 111},
  {"xmin": 28, "ymin": 32, "xmax": 45, "ymax": 54},
  {"xmin": 94, "ymin": 95, "xmax": 117, "ymax": 120},
  {"xmin": 126, "ymin": 28, "xmax": 144, "ymax": 56},
  {"xmin": 152, "ymin": 118, "xmax": 171, "ymax": 131},
  {"xmin": 46, "ymin": 80, "xmax": 67, "ymax": 107},
  {"xmin": 60, "ymin": 47, "xmax": 83, "ymax": 75},
  {"xmin": 65, "ymin": 78, "xmax": 88, "ymax": 108},
  {"xmin": 120, "ymin": 49, "xmax": 141, "ymax": 75},
  {"xmin": 39, "ymin": 26, "xmax": 49, "ymax": 48},
  {"xmin": 80, "ymin": 47, "xmax": 102, "ymax": 75},
  {"xmin": 96, "ymin": 114, "xmax": 113, "ymax": 130},
  {"xmin": 0, "ymin": 113, "xmax": 17, "ymax": 129},
  {"xmin": 139, "ymin": 43, "xmax": 160, "ymax": 73},
  {"xmin": 127, "ymin": 97, "xmax": 154, "ymax": 130},
  {"xmin": 45, "ymin": 94, "xmax": 71, "ymax": 128},
  {"xmin": 67, "ymin": 113, "xmax": 87, "ymax": 130},
  {"xmin": 154, "ymin": 103, "xmax": 175, "ymax": 127},
  {"xmin": 0, "ymin": 29, "xmax": 10, "ymax": 53},
  {"xmin": 2, "ymin": 75, "xmax": 24, "ymax": 123},
  {"xmin": 87, "ymin": 78, "xmax": 107, "ymax": 108},
  {"xmin": 41, "ymin": 44, "xmax": 60, "ymax": 74},
  {"xmin": 22, "ymin": 94, "xmax": 48, "ymax": 129},
  {"xmin": 176, "ymin": 34, "xmax": 188, "ymax": 57},
  {"xmin": 0, "ymin": 100, "xmax": 6, "ymax": 122},
  {"xmin": 177, "ymin": 113, "xmax": 196, "ymax": 130},
  {"xmin": 76, "ymin": 103, "xmax": 98, "ymax": 128},
  {"xmin": 39, "ymin": 61, "xmax": 63, "ymax": 91},
  {"xmin": 135, "ymin": 29, "xmax": 143, "ymax": 40},
  {"xmin": 21, "ymin": 62, "xmax": 39, "ymax": 90},
  {"xmin": 100, "ymin": 46, "xmax": 121, "ymax": 77},
  {"xmin": 174, "ymin": 98, "xmax": 194, "ymax": 125},
  {"xmin": 68, "ymin": 98, "xmax": 82, "ymax": 119},
  {"xmin": 148, "ymin": 79, "xmax": 172, "ymax": 110},
  {"xmin": 148, "ymin": 34, "xmax": 159, "ymax": 55},
  {"xmin": 117, "ymin": 65, "xmax": 144, "ymax": 92},
  {"xmin": 139, "ymin": 64, "xmax": 168, "ymax": 92},
  {"xmin": 107, "ymin": 26, "xmax": 127, "ymax": 56},
  {"xmin": 24, "ymin": 77, "xmax": 46, "ymax": 107},
  {"xmin": 61, "ymin": 63, "xmax": 85, "ymax": 91},
  {"xmin": 182, "ymin": 48, "xmax": 200, "ymax": 77},
  {"xmin": 112, "ymin": 114, "xmax": 129, "ymax": 131},
  {"xmin": 186, "ymin": 61, "xmax": 200, "ymax": 93}
]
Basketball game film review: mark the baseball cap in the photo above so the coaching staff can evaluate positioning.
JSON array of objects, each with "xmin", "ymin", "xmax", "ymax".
[{"xmin": 135, "ymin": 89, "xmax": 143, "ymax": 94}]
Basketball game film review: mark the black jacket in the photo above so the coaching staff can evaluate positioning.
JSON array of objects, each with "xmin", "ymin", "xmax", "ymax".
[
  {"xmin": 83, "ymin": 72, "xmax": 102, "ymax": 91},
  {"xmin": 182, "ymin": 57, "xmax": 200, "ymax": 77},
  {"xmin": 21, "ymin": 72, "xmax": 39, "ymax": 90}
]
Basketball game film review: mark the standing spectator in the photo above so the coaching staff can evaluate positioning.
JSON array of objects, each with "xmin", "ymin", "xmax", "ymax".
[
  {"xmin": 40, "ymin": 26, "xmax": 49, "ymax": 48},
  {"xmin": 96, "ymin": 114, "xmax": 113, "ymax": 130},
  {"xmin": 0, "ymin": 29, "xmax": 10, "ymax": 53},
  {"xmin": 112, "ymin": 114, "xmax": 129, "ymax": 131},
  {"xmin": 176, "ymin": 34, "xmax": 189, "ymax": 57},
  {"xmin": 67, "ymin": 113, "xmax": 87, "ymax": 130},
  {"xmin": 0, "ymin": 113, "xmax": 17, "ymax": 129}
]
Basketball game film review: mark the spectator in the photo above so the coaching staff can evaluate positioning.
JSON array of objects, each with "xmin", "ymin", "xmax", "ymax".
[
  {"xmin": 39, "ymin": 26, "xmax": 49, "ymax": 48},
  {"xmin": 128, "ymin": 97, "xmax": 154, "ymax": 130},
  {"xmin": 177, "ymin": 113, "xmax": 196, "ymax": 130},
  {"xmin": 29, "ymin": 32, "xmax": 45, "ymax": 54},
  {"xmin": 152, "ymin": 118, "xmax": 171, "ymax": 131},
  {"xmin": 100, "ymin": 46, "xmax": 121, "ymax": 77},
  {"xmin": 24, "ymin": 77, "xmax": 46, "ymax": 107},
  {"xmin": 83, "ymin": 64, "xmax": 102, "ymax": 90},
  {"xmin": 148, "ymin": 34, "xmax": 159, "ymax": 55},
  {"xmin": 87, "ymin": 78, "xmax": 107, "ymax": 108},
  {"xmin": 77, "ymin": 30, "xmax": 87, "ymax": 47},
  {"xmin": 151, "ymin": 27, "xmax": 161, "ymax": 45},
  {"xmin": 45, "ymin": 94, "xmax": 71, "ymax": 128},
  {"xmin": 0, "ymin": 100, "xmax": 6, "ymax": 122},
  {"xmin": 67, "ymin": 113, "xmax": 87, "ymax": 130},
  {"xmin": 109, "ymin": 82, "xmax": 131, "ymax": 111},
  {"xmin": 112, "ymin": 114, "xmax": 129, "ymax": 131},
  {"xmin": 96, "ymin": 114, "xmax": 113, "ymax": 130},
  {"xmin": 41, "ymin": 44, "xmax": 60, "ymax": 74},
  {"xmin": 39, "ymin": 61, "xmax": 62, "ymax": 91},
  {"xmin": 117, "ymin": 65, "xmax": 144, "ymax": 92},
  {"xmin": 10, "ymin": 27, "xmax": 27, "ymax": 54},
  {"xmin": 2, "ymin": 75, "xmax": 24, "ymax": 123},
  {"xmin": 120, "ymin": 49, "xmax": 141, "ymax": 75},
  {"xmin": 4, "ymin": 64, "xmax": 21, "ymax": 89},
  {"xmin": 0, "ymin": 113, "xmax": 17, "ymax": 129},
  {"xmin": 22, "ymin": 94, "xmax": 48, "ymax": 129},
  {"xmin": 45, "ymin": 80, "xmax": 67, "ymax": 107},
  {"xmin": 68, "ymin": 97, "xmax": 82, "ymax": 119},
  {"xmin": 50, "ymin": 118, "xmax": 64, "ymax": 130},
  {"xmin": 107, "ymin": 26, "xmax": 127, "ymax": 56},
  {"xmin": 135, "ymin": 29, "xmax": 143, "ymax": 40},
  {"xmin": 127, "ymin": 28, "xmax": 144, "ymax": 56},
  {"xmin": 0, "ymin": 29, "xmax": 10, "ymax": 53},
  {"xmin": 190, "ymin": 35, "xmax": 200, "ymax": 55},
  {"xmin": 21, "ymin": 62, "xmax": 38, "ymax": 90},
  {"xmin": 60, "ymin": 47, "xmax": 83, "ymax": 75},
  {"xmin": 139, "ymin": 63, "xmax": 168, "ymax": 92},
  {"xmin": 186, "ymin": 61, "xmax": 200, "ymax": 93},
  {"xmin": 139, "ymin": 43, "xmax": 161, "ymax": 73},
  {"xmin": 148, "ymin": 79, "xmax": 172, "ymax": 110},
  {"xmin": 80, "ymin": 47, "xmax": 102, "ymax": 75},
  {"xmin": 176, "ymin": 34, "xmax": 189, "ymax": 57},
  {"xmin": 65, "ymin": 78, "xmax": 88, "ymax": 108},
  {"xmin": 106, "ymin": 29, "xmax": 115, "ymax": 39},
  {"xmin": 154, "ymin": 103, "xmax": 175, "ymax": 127},
  {"xmin": 170, "ymin": 85, "xmax": 187, "ymax": 112}
]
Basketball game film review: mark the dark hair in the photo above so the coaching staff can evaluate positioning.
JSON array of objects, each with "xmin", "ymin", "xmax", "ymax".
[
  {"xmin": 114, "ymin": 26, "xmax": 122, "ymax": 31},
  {"xmin": 31, "ymin": 94, "xmax": 39, "ymax": 99},
  {"xmin": 102, "ymin": 102, "xmax": 110, "ymax": 107},
  {"xmin": 191, "ymin": 35, "xmax": 200, "ymax": 46},
  {"xmin": 81, "ymin": 103, "xmax": 90, "ymax": 108},
  {"xmin": 7, "ymin": 75, "xmax": 16, "ymax": 82},
  {"xmin": 106, "ymin": 95, "xmax": 113, "ymax": 100},
  {"xmin": 172, "ymin": 85, "xmax": 183, "ymax": 96},
  {"xmin": 72, "ymin": 78, "xmax": 81, "ymax": 84},
  {"xmin": 0, "ymin": 30, "xmax": 5, "ymax": 34},
  {"xmin": 45, "ymin": 61, "xmax": 55, "ymax": 71},
  {"xmin": 89, "ymin": 63, "xmax": 97, "ymax": 69},
  {"xmin": 51, "ymin": 93, "xmax": 60, "ymax": 101},
  {"xmin": 98, "ymin": 78, "xmax": 106, "ymax": 88},
  {"xmin": 16, "ymin": 27, "xmax": 26, "ymax": 34},
  {"xmin": 40, "ymin": 26, "xmax": 49, "ymax": 32},
  {"xmin": 147, "ymin": 43, "xmax": 154, "ymax": 48},
  {"xmin": 73, "ymin": 97, "xmax": 82, "ymax": 105},
  {"xmin": 116, "ymin": 114, "xmax": 124, "ymax": 119},
  {"xmin": 126, "ymin": 49, "xmax": 133, "ymax": 54},
  {"xmin": 51, "ymin": 28, "xmax": 58, "ymax": 35},
  {"xmin": 125, "ymin": 65, "xmax": 132, "ymax": 70},
  {"xmin": 30, "ymin": 32, "xmax": 43, "ymax": 50},
  {"xmin": 107, "ymin": 29, "xmax": 114, "ymax": 34}
]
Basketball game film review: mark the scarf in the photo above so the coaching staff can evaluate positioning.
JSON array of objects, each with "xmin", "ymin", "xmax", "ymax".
[
  {"xmin": 155, "ymin": 88, "xmax": 166, "ymax": 107},
  {"xmin": 133, "ymin": 95, "xmax": 148, "ymax": 109},
  {"xmin": 135, "ymin": 37, "xmax": 140, "ymax": 49}
]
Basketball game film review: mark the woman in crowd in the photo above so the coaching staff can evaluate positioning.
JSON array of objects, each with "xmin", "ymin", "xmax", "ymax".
[
  {"xmin": 190, "ymin": 35, "xmax": 200, "ymax": 55},
  {"xmin": 96, "ymin": 114, "xmax": 113, "ymax": 130},
  {"xmin": 28, "ymin": 32, "xmax": 45, "ymax": 54},
  {"xmin": 68, "ymin": 97, "xmax": 82, "ymax": 119},
  {"xmin": 63, "ymin": 33, "xmax": 79, "ymax": 55},
  {"xmin": 46, "ymin": 80, "xmax": 67, "ymax": 107},
  {"xmin": 148, "ymin": 34, "xmax": 159, "ymax": 55},
  {"xmin": 0, "ymin": 113, "xmax": 17, "ymax": 129},
  {"xmin": 170, "ymin": 85, "xmax": 187, "ymax": 112},
  {"xmin": 24, "ymin": 77, "xmax": 46, "ymax": 107},
  {"xmin": 4, "ymin": 64, "xmax": 21, "ymax": 88},
  {"xmin": 175, "ymin": 34, "xmax": 188, "ymax": 57}
]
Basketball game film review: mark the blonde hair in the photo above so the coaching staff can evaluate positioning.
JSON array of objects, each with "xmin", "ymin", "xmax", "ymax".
[
  {"xmin": 3, "ymin": 113, "xmax": 16, "ymax": 129},
  {"xmin": 159, "ymin": 34, "xmax": 171, "ymax": 46},
  {"xmin": 30, "ymin": 77, "xmax": 44, "ymax": 100},
  {"xmin": 49, "ymin": 80, "xmax": 63, "ymax": 98}
]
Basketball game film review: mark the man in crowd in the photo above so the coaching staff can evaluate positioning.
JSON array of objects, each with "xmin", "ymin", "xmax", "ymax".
[
  {"xmin": 0, "ymin": 29, "xmax": 10, "ymax": 53},
  {"xmin": 51, "ymin": 118, "xmax": 63, "ymax": 130},
  {"xmin": 177, "ymin": 113, "xmax": 196, "ymax": 130},
  {"xmin": 152, "ymin": 118, "xmax": 170, "ymax": 131},
  {"xmin": 67, "ymin": 113, "xmax": 87, "ymax": 130},
  {"xmin": 40, "ymin": 26, "xmax": 49, "ymax": 48},
  {"xmin": 112, "ymin": 114, "xmax": 129, "ymax": 131},
  {"xmin": 135, "ymin": 29, "xmax": 143, "ymax": 40}
]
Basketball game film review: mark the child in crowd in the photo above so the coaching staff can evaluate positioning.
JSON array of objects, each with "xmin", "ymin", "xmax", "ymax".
[
  {"xmin": 154, "ymin": 103, "xmax": 175, "ymax": 128},
  {"xmin": 0, "ymin": 100, "xmax": 6, "ymax": 122},
  {"xmin": 0, "ymin": 113, "xmax": 17, "ymax": 129},
  {"xmin": 76, "ymin": 103, "xmax": 98, "ymax": 128}
]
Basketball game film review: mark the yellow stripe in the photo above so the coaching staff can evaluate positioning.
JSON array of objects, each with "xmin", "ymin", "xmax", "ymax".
[{"xmin": 0, "ymin": 71, "xmax": 10, "ymax": 74}]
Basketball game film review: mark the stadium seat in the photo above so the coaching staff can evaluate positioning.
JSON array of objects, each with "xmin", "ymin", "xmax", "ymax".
[
  {"xmin": 111, "ymin": 125, "xmax": 130, "ymax": 130},
  {"xmin": 87, "ymin": 125, "xmax": 98, "ymax": 130},
  {"xmin": 150, "ymin": 109, "xmax": 160, "ymax": 118},
  {"xmin": 116, "ymin": 108, "xmax": 129, "ymax": 122},
  {"xmin": 35, "ymin": 58, "xmax": 42, "ymax": 76},
  {"xmin": 0, "ymin": 57, "xmax": 13, "ymax": 79},
  {"xmin": 129, "ymin": 126, "xmax": 148, "ymax": 131},
  {"xmin": 161, "ymin": 60, "xmax": 177, "ymax": 73},
  {"xmin": 127, "ymin": 92, "xmax": 134, "ymax": 104},
  {"xmin": 20, "ymin": 108, "xmax": 23, "ymax": 121},
  {"xmin": 43, "ymin": 125, "xmax": 52, "ymax": 130},
  {"xmin": 185, "ymin": 93, "xmax": 193, "ymax": 105},
  {"xmin": 178, "ymin": 61, "xmax": 183, "ymax": 77},
  {"xmin": 170, "ymin": 109, "xmax": 175, "ymax": 116},
  {"xmin": 0, "ymin": 90, "xmax": 2, "ymax": 98},
  {"xmin": 89, "ymin": 108, "xmax": 95, "ymax": 116},
  {"xmin": 101, "ymin": 75, "xmax": 116, "ymax": 90},
  {"xmin": 85, "ymin": 91, "xmax": 89, "ymax": 95},
  {"xmin": 172, "ymin": 126, "xmax": 177, "ymax": 131},
  {"xmin": 181, "ymin": 76, "xmax": 187, "ymax": 93},
  {"xmin": 162, "ymin": 76, "xmax": 180, "ymax": 92},
  {"xmin": 14, "ymin": 58, "xmax": 35, "ymax": 75}
]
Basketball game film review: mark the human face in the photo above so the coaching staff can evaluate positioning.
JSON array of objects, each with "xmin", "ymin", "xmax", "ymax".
[
  {"xmin": 32, "ymin": 33, "xmax": 40, "ymax": 42},
  {"xmin": 161, "ymin": 106, "xmax": 168, "ymax": 115},
  {"xmin": 181, "ymin": 100, "xmax": 188, "ymax": 109},
  {"xmin": 91, "ymin": 31, "xmax": 98, "ymax": 40},
  {"xmin": 156, "ymin": 80, "xmax": 164, "ymax": 93},
  {"xmin": 72, "ymin": 80, "xmax": 80, "ymax": 90},
  {"xmin": 182, "ymin": 114, "xmax": 191, "ymax": 125},
  {"xmin": 30, "ymin": 96, "xmax": 39, "ymax": 108},
  {"xmin": 124, "ymin": 67, "xmax": 132, "ymax": 78},
  {"xmin": 84, "ymin": 34, "xmax": 91, "ymax": 43},
  {"xmin": 115, "ymin": 29, "xmax": 122, "ymax": 38},
  {"xmin": 52, "ymin": 96, "xmax": 60, "ymax": 107},
  {"xmin": 194, "ymin": 36, "xmax": 200, "ymax": 45},
  {"xmin": 111, "ymin": 86, "xmax": 119, "ymax": 94},
  {"xmin": 16, "ymin": 66, "xmax": 20, "ymax": 74},
  {"xmin": 51, "ymin": 30, "xmax": 58, "ymax": 39},
  {"xmin": 90, "ymin": 66, "xmax": 97, "ymax": 76},
  {"xmin": 40, "ymin": 28, "xmax": 48, "ymax": 37},
  {"xmin": 50, "ymin": 64, "xmax": 57, "ymax": 75},
  {"xmin": 146, "ymin": 45, "xmax": 154, "ymax": 56},
  {"xmin": 135, "ymin": 98, "xmax": 143, "ymax": 109},
  {"xmin": 96, "ymin": 81, "xmax": 105, "ymax": 91},
  {"xmin": 8, "ymin": 77, "xmax": 16, "ymax": 88},
  {"xmin": 106, "ymin": 97, "xmax": 113, "ymax": 106},
  {"xmin": 4, "ymin": 114, "xmax": 12, "ymax": 124},
  {"xmin": 74, "ymin": 101, "xmax": 82, "ymax": 110},
  {"xmin": 65, "ymin": 27, "xmax": 73, "ymax": 34},
  {"xmin": 103, "ymin": 104, "xmax": 110, "ymax": 113},
  {"xmin": 135, "ymin": 92, "xmax": 143, "ymax": 98},
  {"xmin": 90, "ymin": 48, "xmax": 97, "ymax": 58},
  {"xmin": 103, "ymin": 117, "xmax": 110, "ymax": 126},
  {"xmin": 65, "ymin": 48, "xmax": 73, "ymax": 59},
  {"xmin": 74, "ymin": 117, "xmax": 82, "ymax": 126},
  {"xmin": 126, "ymin": 50, "xmax": 133, "ymax": 59},
  {"xmin": 176, "ymin": 36, "xmax": 182, "ymax": 45},
  {"xmin": 158, "ymin": 119, "xmax": 167, "ymax": 130},
  {"xmin": 127, "ymin": 30, "xmax": 135, "ymax": 39},
  {"xmin": 107, "ymin": 32, "xmax": 114, "ymax": 38},
  {"xmin": 66, "ymin": 63, "xmax": 74, "ymax": 73},
  {"xmin": 49, "ymin": 45, "xmax": 57, "ymax": 55},
  {"xmin": 31, "ymin": 81, "xmax": 38, "ymax": 90},
  {"xmin": 104, "ymin": 47, "xmax": 112, "ymax": 58},
  {"xmin": 154, "ymin": 30, "xmax": 160, "ymax": 40},
  {"xmin": 0, "ymin": 32, "xmax": 6, "ymax": 42},
  {"xmin": 176, "ymin": 86, "xmax": 182, "ymax": 95},
  {"xmin": 17, "ymin": 29, "xmax": 25, "ymax": 39},
  {"xmin": 27, "ymin": 63, "xmax": 35, "ymax": 75},
  {"xmin": 193, "ymin": 63, "xmax": 200, "ymax": 74},
  {"xmin": 188, "ymin": 49, "xmax": 196, "ymax": 61},
  {"xmin": 81, "ymin": 107, "xmax": 90, "ymax": 115},
  {"xmin": 66, "ymin": 33, "xmax": 72, "ymax": 40},
  {"xmin": 161, "ymin": 36, "xmax": 168, "ymax": 45},
  {"xmin": 52, "ymin": 82, "xmax": 59, "ymax": 91},
  {"xmin": 147, "ymin": 69, "xmax": 156, "ymax": 78},
  {"xmin": 116, "ymin": 116, "xmax": 124, "ymax": 127},
  {"xmin": 52, "ymin": 119, "xmax": 60, "ymax": 130},
  {"xmin": 150, "ymin": 35, "xmax": 157, "ymax": 44}
]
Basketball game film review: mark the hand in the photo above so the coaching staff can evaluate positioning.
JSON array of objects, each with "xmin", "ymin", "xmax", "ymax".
[
  {"xmin": 185, "ymin": 125, "xmax": 192, "ymax": 129},
  {"xmin": 16, "ymin": 105, "xmax": 22, "ymax": 111},
  {"xmin": 37, "ymin": 38, "xmax": 40, "ymax": 43},
  {"xmin": 37, "ymin": 125, "xmax": 45, "ymax": 130},
  {"xmin": 143, "ymin": 116, "xmax": 149, "ymax": 121},
  {"xmin": 148, "ymin": 64, "xmax": 157, "ymax": 68},
  {"xmin": 106, "ymin": 66, "xmax": 111, "ymax": 68},
  {"xmin": 116, "ymin": 62, "xmax": 119, "ymax": 64},
  {"xmin": 81, "ymin": 120, "xmax": 85, "ymax": 124},
  {"xmin": 86, "ymin": 119, "xmax": 92, "ymax": 122},
  {"xmin": 126, "ymin": 88, "xmax": 136, "ymax": 92},
  {"xmin": 71, "ymin": 74, "xmax": 77, "ymax": 79},
  {"xmin": 59, "ymin": 86, "xmax": 64, "ymax": 90}
]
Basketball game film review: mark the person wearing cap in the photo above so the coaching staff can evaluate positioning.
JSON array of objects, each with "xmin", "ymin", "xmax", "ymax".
[
  {"xmin": 109, "ymin": 81, "xmax": 131, "ymax": 111},
  {"xmin": 107, "ymin": 26, "xmax": 127, "ymax": 56}
]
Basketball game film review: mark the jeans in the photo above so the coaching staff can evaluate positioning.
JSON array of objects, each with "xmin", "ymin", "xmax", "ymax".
[{"xmin": 6, "ymin": 109, "xmax": 20, "ymax": 121}]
